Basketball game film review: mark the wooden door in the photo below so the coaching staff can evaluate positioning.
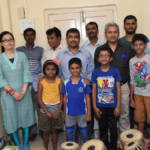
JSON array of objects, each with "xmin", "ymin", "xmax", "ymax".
[
  {"xmin": 44, "ymin": 5, "xmax": 117, "ymax": 49},
  {"xmin": 44, "ymin": 8, "xmax": 81, "ymax": 49}
]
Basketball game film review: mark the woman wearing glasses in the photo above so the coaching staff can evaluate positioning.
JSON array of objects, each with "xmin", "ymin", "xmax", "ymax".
[{"xmin": 0, "ymin": 31, "xmax": 35, "ymax": 150}]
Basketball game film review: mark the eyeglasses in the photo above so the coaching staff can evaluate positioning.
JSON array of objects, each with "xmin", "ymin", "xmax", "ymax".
[
  {"xmin": 99, "ymin": 54, "xmax": 111, "ymax": 58},
  {"xmin": 1, "ymin": 38, "xmax": 14, "ymax": 43}
]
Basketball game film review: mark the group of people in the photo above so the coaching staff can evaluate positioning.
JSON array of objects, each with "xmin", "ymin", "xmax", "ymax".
[{"xmin": 0, "ymin": 15, "xmax": 150, "ymax": 150}]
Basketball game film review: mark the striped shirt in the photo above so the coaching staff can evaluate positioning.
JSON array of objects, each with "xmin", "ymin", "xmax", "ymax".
[{"xmin": 16, "ymin": 44, "xmax": 43, "ymax": 91}]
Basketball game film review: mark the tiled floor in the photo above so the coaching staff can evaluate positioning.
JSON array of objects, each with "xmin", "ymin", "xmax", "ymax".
[{"xmin": 30, "ymin": 131, "xmax": 66, "ymax": 150}]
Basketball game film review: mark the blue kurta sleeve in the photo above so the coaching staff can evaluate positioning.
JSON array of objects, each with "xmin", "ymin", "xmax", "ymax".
[
  {"xmin": 22, "ymin": 53, "xmax": 32, "ymax": 83},
  {"xmin": 0, "ymin": 55, "xmax": 9, "ymax": 88}
]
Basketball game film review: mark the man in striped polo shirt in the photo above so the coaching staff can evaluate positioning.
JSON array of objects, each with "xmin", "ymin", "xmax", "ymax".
[{"xmin": 16, "ymin": 28, "xmax": 44, "ymax": 141}]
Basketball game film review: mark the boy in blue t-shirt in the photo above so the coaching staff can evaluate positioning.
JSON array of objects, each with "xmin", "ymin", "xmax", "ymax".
[
  {"xmin": 91, "ymin": 46, "xmax": 121, "ymax": 150},
  {"xmin": 61, "ymin": 57, "xmax": 91, "ymax": 143}
]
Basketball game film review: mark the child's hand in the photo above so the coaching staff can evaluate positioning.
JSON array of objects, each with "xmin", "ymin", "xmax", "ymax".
[
  {"xmin": 83, "ymin": 78, "xmax": 91, "ymax": 85},
  {"xmin": 86, "ymin": 113, "xmax": 91, "ymax": 122},
  {"xmin": 114, "ymin": 107, "xmax": 120, "ymax": 117},
  {"xmin": 53, "ymin": 111, "xmax": 60, "ymax": 120},
  {"xmin": 130, "ymin": 98, "xmax": 135, "ymax": 108},
  {"xmin": 46, "ymin": 112, "xmax": 53, "ymax": 119},
  {"xmin": 94, "ymin": 107, "xmax": 102, "ymax": 118}
]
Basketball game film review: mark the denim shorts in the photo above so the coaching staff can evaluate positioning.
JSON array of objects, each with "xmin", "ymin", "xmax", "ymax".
[{"xmin": 65, "ymin": 114, "xmax": 87, "ymax": 128}]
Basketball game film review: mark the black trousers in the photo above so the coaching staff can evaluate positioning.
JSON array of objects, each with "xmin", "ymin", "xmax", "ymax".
[
  {"xmin": 98, "ymin": 107, "xmax": 117, "ymax": 150},
  {"xmin": 129, "ymin": 106, "xmax": 135, "ymax": 128},
  {"xmin": 30, "ymin": 88, "xmax": 40, "ymax": 136},
  {"xmin": 87, "ymin": 93, "xmax": 94, "ymax": 139}
]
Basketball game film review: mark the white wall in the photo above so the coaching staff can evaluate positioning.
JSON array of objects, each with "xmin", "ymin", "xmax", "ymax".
[{"xmin": 3, "ymin": 0, "xmax": 150, "ymax": 48}]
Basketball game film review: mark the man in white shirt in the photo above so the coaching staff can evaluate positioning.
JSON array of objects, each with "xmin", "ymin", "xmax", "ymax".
[
  {"xmin": 42, "ymin": 27, "xmax": 62, "ymax": 64},
  {"xmin": 82, "ymin": 22, "xmax": 104, "ymax": 139},
  {"xmin": 82, "ymin": 22, "xmax": 104, "ymax": 58}
]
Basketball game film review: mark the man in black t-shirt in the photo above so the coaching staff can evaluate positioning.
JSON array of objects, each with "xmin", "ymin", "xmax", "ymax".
[{"xmin": 94, "ymin": 22, "xmax": 135, "ymax": 133}]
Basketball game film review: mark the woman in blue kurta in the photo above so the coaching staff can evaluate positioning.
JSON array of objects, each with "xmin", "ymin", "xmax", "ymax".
[{"xmin": 0, "ymin": 31, "xmax": 35, "ymax": 150}]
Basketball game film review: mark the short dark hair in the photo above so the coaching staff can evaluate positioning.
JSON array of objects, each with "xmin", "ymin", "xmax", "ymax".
[
  {"xmin": 23, "ymin": 28, "xmax": 36, "ymax": 36},
  {"xmin": 46, "ymin": 27, "xmax": 61, "ymax": 39},
  {"xmin": 94, "ymin": 45, "xmax": 113, "ymax": 67},
  {"xmin": 124, "ymin": 15, "xmax": 137, "ymax": 24},
  {"xmin": 69, "ymin": 57, "xmax": 82, "ymax": 68},
  {"xmin": 43, "ymin": 60, "xmax": 59, "ymax": 76},
  {"xmin": 66, "ymin": 28, "xmax": 80, "ymax": 38},
  {"xmin": 132, "ymin": 34, "xmax": 147, "ymax": 44},
  {"xmin": 0, "ymin": 31, "xmax": 15, "ymax": 52},
  {"xmin": 97, "ymin": 46, "xmax": 113, "ymax": 57},
  {"xmin": 86, "ymin": 22, "xmax": 98, "ymax": 30}
]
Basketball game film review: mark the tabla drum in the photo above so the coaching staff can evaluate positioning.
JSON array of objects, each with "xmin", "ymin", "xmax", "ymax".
[
  {"xmin": 61, "ymin": 141, "xmax": 79, "ymax": 150},
  {"xmin": 120, "ymin": 129, "xmax": 145, "ymax": 150},
  {"xmin": 81, "ymin": 139, "xmax": 107, "ymax": 150},
  {"xmin": 124, "ymin": 141, "xmax": 145, "ymax": 150}
]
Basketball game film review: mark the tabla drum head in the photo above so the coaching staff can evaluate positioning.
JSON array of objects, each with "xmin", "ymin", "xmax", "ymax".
[
  {"xmin": 61, "ymin": 141, "xmax": 79, "ymax": 150},
  {"xmin": 81, "ymin": 139, "xmax": 107, "ymax": 150},
  {"xmin": 120, "ymin": 129, "xmax": 143, "ymax": 145},
  {"xmin": 124, "ymin": 141, "xmax": 145, "ymax": 150}
]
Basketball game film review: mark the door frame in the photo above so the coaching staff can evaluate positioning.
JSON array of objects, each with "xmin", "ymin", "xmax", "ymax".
[{"xmin": 44, "ymin": 4, "xmax": 117, "ymax": 29}]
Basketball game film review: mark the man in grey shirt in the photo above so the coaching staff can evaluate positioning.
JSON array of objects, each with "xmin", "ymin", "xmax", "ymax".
[{"xmin": 16, "ymin": 28, "xmax": 43, "ymax": 141}]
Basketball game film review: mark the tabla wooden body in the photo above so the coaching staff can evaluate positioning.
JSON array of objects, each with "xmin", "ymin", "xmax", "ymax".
[
  {"xmin": 61, "ymin": 141, "xmax": 79, "ymax": 150},
  {"xmin": 120, "ymin": 129, "xmax": 145, "ymax": 150},
  {"xmin": 81, "ymin": 139, "xmax": 107, "ymax": 150}
]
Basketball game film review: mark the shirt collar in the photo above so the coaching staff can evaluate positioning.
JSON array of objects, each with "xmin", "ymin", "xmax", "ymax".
[
  {"xmin": 24, "ymin": 43, "xmax": 38, "ymax": 49},
  {"xmin": 49, "ymin": 44, "xmax": 62, "ymax": 51},
  {"xmin": 65, "ymin": 47, "xmax": 82, "ymax": 54},
  {"xmin": 106, "ymin": 41, "xmax": 123, "ymax": 49},
  {"xmin": 86, "ymin": 38, "xmax": 103, "ymax": 46},
  {"xmin": 69, "ymin": 77, "xmax": 82, "ymax": 84}
]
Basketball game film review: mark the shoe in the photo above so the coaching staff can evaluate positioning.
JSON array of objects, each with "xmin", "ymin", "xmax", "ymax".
[
  {"xmin": 19, "ymin": 146, "xmax": 22, "ymax": 150},
  {"xmin": 24, "ymin": 144, "xmax": 30, "ymax": 150}
]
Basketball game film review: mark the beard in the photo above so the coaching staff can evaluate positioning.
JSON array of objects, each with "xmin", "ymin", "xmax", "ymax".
[{"xmin": 126, "ymin": 30, "xmax": 136, "ymax": 35}]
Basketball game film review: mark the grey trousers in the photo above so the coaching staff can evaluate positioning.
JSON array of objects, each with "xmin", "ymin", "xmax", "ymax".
[{"xmin": 118, "ymin": 83, "xmax": 130, "ymax": 133}]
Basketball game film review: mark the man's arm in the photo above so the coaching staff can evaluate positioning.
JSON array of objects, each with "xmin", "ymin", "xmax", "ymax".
[
  {"xmin": 130, "ymin": 84, "xmax": 135, "ymax": 108},
  {"xmin": 129, "ymin": 59, "xmax": 135, "ymax": 108},
  {"xmin": 86, "ymin": 51, "xmax": 94, "ymax": 81},
  {"xmin": 94, "ymin": 47, "xmax": 101, "ymax": 68},
  {"xmin": 85, "ymin": 94, "xmax": 91, "ymax": 122},
  {"xmin": 114, "ymin": 82, "xmax": 121, "ymax": 117}
]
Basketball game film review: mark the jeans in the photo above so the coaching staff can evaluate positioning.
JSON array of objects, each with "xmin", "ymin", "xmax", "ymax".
[{"xmin": 65, "ymin": 115, "xmax": 88, "ymax": 143}]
